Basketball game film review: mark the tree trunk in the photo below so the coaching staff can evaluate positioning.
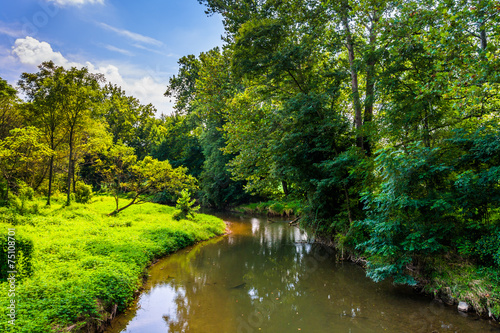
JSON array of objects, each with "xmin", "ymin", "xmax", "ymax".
[
  {"xmin": 108, "ymin": 196, "xmax": 138, "ymax": 216},
  {"xmin": 341, "ymin": 8, "xmax": 363, "ymax": 149},
  {"xmin": 66, "ymin": 127, "xmax": 74, "ymax": 205},
  {"xmin": 480, "ymin": 25, "xmax": 487, "ymax": 50},
  {"xmin": 72, "ymin": 160, "xmax": 76, "ymax": 193},
  {"xmin": 363, "ymin": 13, "xmax": 379, "ymax": 157},
  {"xmin": 479, "ymin": 4, "xmax": 487, "ymax": 51},
  {"xmin": 364, "ymin": 60, "xmax": 375, "ymax": 156},
  {"xmin": 47, "ymin": 155, "xmax": 54, "ymax": 206},
  {"xmin": 282, "ymin": 180, "xmax": 289, "ymax": 197}
]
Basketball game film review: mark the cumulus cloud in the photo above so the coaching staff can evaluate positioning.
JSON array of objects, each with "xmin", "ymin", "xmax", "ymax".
[
  {"xmin": 11, "ymin": 37, "xmax": 172, "ymax": 114},
  {"xmin": 48, "ymin": 0, "xmax": 104, "ymax": 6},
  {"xmin": 98, "ymin": 22, "xmax": 163, "ymax": 47},
  {"xmin": 12, "ymin": 37, "xmax": 80, "ymax": 67}
]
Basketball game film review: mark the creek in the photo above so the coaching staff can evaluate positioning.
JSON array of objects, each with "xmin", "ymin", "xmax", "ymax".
[{"xmin": 106, "ymin": 212, "xmax": 499, "ymax": 332}]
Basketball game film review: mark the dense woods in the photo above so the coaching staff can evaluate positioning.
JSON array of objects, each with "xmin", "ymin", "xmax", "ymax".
[{"xmin": 1, "ymin": 0, "xmax": 500, "ymax": 324}]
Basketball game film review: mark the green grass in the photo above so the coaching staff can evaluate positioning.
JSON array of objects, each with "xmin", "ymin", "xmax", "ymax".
[{"xmin": 0, "ymin": 194, "xmax": 225, "ymax": 332}]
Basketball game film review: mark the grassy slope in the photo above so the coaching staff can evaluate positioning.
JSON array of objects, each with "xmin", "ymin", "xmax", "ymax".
[{"xmin": 0, "ymin": 195, "xmax": 225, "ymax": 332}]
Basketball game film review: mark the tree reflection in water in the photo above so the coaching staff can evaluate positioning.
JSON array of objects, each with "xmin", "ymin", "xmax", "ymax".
[{"xmin": 108, "ymin": 213, "xmax": 499, "ymax": 333}]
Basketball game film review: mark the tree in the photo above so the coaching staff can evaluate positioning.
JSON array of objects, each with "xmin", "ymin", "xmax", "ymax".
[
  {"xmin": 173, "ymin": 189, "xmax": 200, "ymax": 220},
  {"xmin": 0, "ymin": 78, "xmax": 22, "ymax": 141},
  {"xmin": 101, "ymin": 84, "xmax": 160, "ymax": 159},
  {"xmin": 164, "ymin": 55, "xmax": 202, "ymax": 116},
  {"xmin": 0, "ymin": 127, "xmax": 53, "ymax": 202},
  {"xmin": 96, "ymin": 145, "xmax": 197, "ymax": 215},
  {"xmin": 152, "ymin": 114, "xmax": 204, "ymax": 178},
  {"xmin": 19, "ymin": 61, "xmax": 104, "ymax": 205},
  {"xmin": 60, "ymin": 67, "xmax": 104, "ymax": 205},
  {"xmin": 162, "ymin": 47, "xmax": 251, "ymax": 208}
]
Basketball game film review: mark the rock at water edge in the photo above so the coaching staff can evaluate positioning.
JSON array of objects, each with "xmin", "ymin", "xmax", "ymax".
[{"xmin": 458, "ymin": 301, "xmax": 469, "ymax": 312}]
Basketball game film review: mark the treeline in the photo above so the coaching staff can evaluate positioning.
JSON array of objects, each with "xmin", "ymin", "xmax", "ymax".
[
  {"xmin": 162, "ymin": 0, "xmax": 500, "ymax": 290},
  {"xmin": 1, "ymin": 0, "xmax": 500, "ymax": 295},
  {"xmin": 0, "ymin": 62, "xmax": 201, "ymax": 216}
]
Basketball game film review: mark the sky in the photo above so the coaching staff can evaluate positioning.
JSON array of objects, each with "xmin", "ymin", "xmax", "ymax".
[{"xmin": 0, "ymin": 0, "xmax": 225, "ymax": 115}]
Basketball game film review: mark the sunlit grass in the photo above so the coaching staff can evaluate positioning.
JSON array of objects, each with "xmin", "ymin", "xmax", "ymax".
[{"xmin": 0, "ymin": 194, "xmax": 225, "ymax": 332}]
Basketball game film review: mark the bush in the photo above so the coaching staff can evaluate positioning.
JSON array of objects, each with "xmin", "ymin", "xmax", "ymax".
[
  {"xmin": 0, "ymin": 230, "xmax": 34, "ymax": 281},
  {"xmin": 0, "ymin": 180, "xmax": 8, "ymax": 206},
  {"xmin": 9, "ymin": 183, "xmax": 37, "ymax": 215},
  {"xmin": 18, "ymin": 183, "xmax": 34, "ymax": 201},
  {"xmin": 173, "ymin": 190, "xmax": 199, "ymax": 220},
  {"xmin": 75, "ymin": 181, "xmax": 93, "ymax": 204}
]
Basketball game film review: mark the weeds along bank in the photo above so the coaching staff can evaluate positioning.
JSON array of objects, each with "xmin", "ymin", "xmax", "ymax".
[{"xmin": 0, "ymin": 195, "xmax": 225, "ymax": 333}]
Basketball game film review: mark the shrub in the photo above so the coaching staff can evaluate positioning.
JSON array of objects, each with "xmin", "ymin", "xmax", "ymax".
[
  {"xmin": 18, "ymin": 183, "xmax": 34, "ymax": 201},
  {"xmin": 173, "ymin": 190, "xmax": 199, "ymax": 220},
  {"xmin": 9, "ymin": 183, "xmax": 37, "ymax": 215},
  {"xmin": 75, "ymin": 181, "xmax": 93, "ymax": 204}
]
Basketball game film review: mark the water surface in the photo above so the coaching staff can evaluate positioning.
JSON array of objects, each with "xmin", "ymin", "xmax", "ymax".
[{"xmin": 107, "ymin": 213, "xmax": 499, "ymax": 333}]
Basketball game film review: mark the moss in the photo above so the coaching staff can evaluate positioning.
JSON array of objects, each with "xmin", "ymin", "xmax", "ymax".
[{"xmin": 0, "ymin": 195, "xmax": 225, "ymax": 332}]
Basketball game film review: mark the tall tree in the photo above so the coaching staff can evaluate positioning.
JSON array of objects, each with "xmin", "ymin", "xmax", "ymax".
[
  {"xmin": 0, "ymin": 78, "xmax": 22, "ymax": 141},
  {"xmin": 19, "ymin": 61, "xmax": 104, "ymax": 205},
  {"xmin": 101, "ymin": 84, "xmax": 159, "ymax": 159},
  {"xmin": 0, "ymin": 127, "xmax": 53, "ymax": 202}
]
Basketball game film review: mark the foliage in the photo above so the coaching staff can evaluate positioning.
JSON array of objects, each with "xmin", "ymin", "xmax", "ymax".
[
  {"xmin": 236, "ymin": 200, "xmax": 304, "ymax": 217},
  {"xmin": 151, "ymin": 114, "xmax": 204, "ymax": 179},
  {"xmin": 18, "ymin": 61, "xmax": 105, "ymax": 206},
  {"xmin": 0, "ymin": 127, "xmax": 53, "ymax": 202},
  {"xmin": 173, "ymin": 190, "xmax": 200, "ymax": 220},
  {"xmin": 0, "ymin": 78, "xmax": 21, "ymax": 141},
  {"xmin": 74, "ymin": 181, "xmax": 93, "ymax": 204},
  {"xmin": 101, "ymin": 84, "xmax": 161, "ymax": 159},
  {"xmin": 194, "ymin": 0, "xmax": 500, "ymax": 293},
  {"xmin": 1, "ymin": 0, "xmax": 500, "ymax": 321},
  {"xmin": 96, "ymin": 146, "xmax": 197, "ymax": 215}
]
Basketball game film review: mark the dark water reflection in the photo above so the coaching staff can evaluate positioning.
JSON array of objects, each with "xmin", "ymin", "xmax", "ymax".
[{"xmin": 107, "ymin": 213, "xmax": 500, "ymax": 333}]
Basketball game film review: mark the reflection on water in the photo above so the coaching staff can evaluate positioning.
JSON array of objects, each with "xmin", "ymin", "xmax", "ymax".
[{"xmin": 107, "ymin": 213, "xmax": 500, "ymax": 333}]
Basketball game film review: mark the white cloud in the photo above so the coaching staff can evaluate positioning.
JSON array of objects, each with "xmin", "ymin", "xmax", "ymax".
[
  {"xmin": 12, "ymin": 37, "xmax": 80, "ymax": 67},
  {"xmin": 98, "ymin": 22, "xmax": 163, "ymax": 47},
  {"xmin": 104, "ymin": 44, "xmax": 133, "ymax": 56},
  {"xmin": 11, "ymin": 37, "xmax": 172, "ymax": 115},
  {"xmin": 48, "ymin": 0, "xmax": 104, "ymax": 6},
  {"xmin": 131, "ymin": 43, "xmax": 174, "ymax": 57},
  {"xmin": 0, "ymin": 25, "xmax": 24, "ymax": 38}
]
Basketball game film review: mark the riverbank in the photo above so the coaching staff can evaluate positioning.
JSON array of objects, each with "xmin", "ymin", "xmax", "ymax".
[
  {"xmin": 0, "ymin": 195, "xmax": 225, "ymax": 333},
  {"xmin": 416, "ymin": 255, "xmax": 500, "ymax": 321},
  {"xmin": 233, "ymin": 200, "xmax": 303, "ymax": 217},
  {"xmin": 234, "ymin": 199, "xmax": 500, "ymax": 323}
]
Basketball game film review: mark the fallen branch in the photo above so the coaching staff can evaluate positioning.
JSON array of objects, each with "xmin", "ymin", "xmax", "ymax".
[{"xmin": 288, "ymin": 216, "xmax": 301, "ymax": 226}]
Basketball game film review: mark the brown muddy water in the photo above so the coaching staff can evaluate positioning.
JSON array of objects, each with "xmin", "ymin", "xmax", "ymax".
[{"xmin": 106, "ymin": 212, "xmax": 500, "ymax": 333}]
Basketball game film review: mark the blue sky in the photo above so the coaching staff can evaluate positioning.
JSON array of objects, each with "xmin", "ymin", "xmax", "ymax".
[{"xmin": 0, "ymin": 0, "xmax": 225, "ymax": 115}]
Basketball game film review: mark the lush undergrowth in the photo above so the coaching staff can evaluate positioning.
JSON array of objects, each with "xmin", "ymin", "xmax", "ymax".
[
  {"xmin": 0, "ymin": 194, "xmax": 225, "ymax": 332},
  {"xmin": 234, "ymin": 200, "xmax": 303, "ymax": 217}
]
